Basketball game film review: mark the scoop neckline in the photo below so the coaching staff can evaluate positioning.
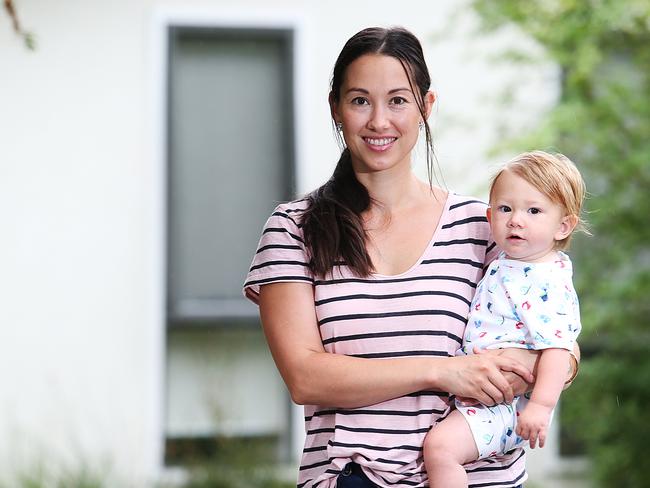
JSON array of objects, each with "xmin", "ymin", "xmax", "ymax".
[{"xmin": 371, "ymin": 191, "xmax": 451, "ymax": 279}]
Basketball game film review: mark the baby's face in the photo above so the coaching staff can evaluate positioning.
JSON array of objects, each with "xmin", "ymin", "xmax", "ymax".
[{"xmin": 487, "ymin": 170, "xmax": 572, "ymax": 263}]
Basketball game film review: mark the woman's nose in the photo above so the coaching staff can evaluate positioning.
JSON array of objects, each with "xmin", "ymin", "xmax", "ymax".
[{"xmin": 368, "ymin": 106, "xmax": 390, "ymax": 130}]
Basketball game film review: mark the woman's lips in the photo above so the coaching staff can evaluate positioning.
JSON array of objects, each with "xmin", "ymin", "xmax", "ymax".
[{"xmin": 363, "ymin": 137, "xmax": 397, "ymax": 152}]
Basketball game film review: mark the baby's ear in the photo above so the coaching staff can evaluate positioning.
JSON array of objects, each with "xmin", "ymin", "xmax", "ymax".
[
  {"xmin": 555, "ymin": 214, "xmax": 579, "ymax": 241},
  {"xmin": 486, "ymin": 206, "xmax": 492, "ymax": 225}
]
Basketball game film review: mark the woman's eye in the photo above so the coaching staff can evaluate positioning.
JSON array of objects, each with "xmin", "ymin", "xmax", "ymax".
[
  {"xmin": 351, "ymin": 97, "xmax": 369, "ymax": 105},
  {"xmin": 528, "ymin": 208, "xmax": 541, "ymax": 215},
  {"xmin": 390, "ymin": 96, "xmax": 407, "ymax": 105}
]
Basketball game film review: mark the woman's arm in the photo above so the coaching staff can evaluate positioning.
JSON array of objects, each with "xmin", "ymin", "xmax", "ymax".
[{"xmin": 259, "ymin": 282, "xmax": 534, "ymax": 408}]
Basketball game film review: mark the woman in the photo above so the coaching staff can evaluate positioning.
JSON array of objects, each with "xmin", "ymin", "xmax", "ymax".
[{"xmin": 244, "ymin": 27, "xmax": 575, "ymax": 488}]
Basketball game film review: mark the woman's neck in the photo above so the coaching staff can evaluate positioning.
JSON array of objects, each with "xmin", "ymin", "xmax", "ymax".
[{"xmin": 357, "ymin": 168, "xmax": 433, "ymax": 211}]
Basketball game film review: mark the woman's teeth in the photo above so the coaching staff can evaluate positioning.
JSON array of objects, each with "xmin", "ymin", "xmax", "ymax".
[{"xmin": 365, "ymin": 137, "xmax": 396, "ymax": 146}]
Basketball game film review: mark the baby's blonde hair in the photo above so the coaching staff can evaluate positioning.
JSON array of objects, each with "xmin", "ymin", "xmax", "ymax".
[{"xmin": 489, "ymin": 150, "xmax": 588, "ymax": 250}]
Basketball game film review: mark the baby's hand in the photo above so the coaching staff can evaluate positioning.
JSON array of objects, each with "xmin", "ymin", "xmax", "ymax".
[{"xmin": 516, "ymin": 401, "xmax": 553, "ymax": 448}]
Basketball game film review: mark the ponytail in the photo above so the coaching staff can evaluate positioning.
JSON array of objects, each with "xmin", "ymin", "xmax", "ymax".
[{"xmin": 302, "ymin": 149, "xmax": 374, "ymax": 277}]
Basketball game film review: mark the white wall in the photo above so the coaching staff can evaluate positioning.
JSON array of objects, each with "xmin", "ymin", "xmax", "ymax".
[
  {"xmin": 0, "ymin": 0, "xmax": 161, "ymax": 483},
  {"xmin": 0, "ymin": 0, "xmax": 559, "ymax": 484}
]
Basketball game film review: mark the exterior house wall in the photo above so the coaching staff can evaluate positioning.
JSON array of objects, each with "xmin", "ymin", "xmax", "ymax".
[{"xmin": 0, "ymin": 0, "xmax": 560, "ymax": 484}]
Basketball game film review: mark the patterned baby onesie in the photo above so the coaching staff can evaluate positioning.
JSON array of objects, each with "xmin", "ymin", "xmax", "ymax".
[{"xmin": 456, "ymin": 251, "xmax": 581, "ymax": 458}]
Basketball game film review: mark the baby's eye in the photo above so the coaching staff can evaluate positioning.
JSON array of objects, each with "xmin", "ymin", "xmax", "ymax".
[
  {"xmin": 528, "ymin": 208, "xmax": 541, "ymax": 215},
  {"xmin": 497, "ymin": 205, "xmax": 511, "ymax": 213},
  {"xmin": 351, "ymin": 97, "xmax": 369, "ymax": 106}
]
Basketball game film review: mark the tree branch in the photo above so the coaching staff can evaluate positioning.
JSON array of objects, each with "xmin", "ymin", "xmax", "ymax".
[{"xmin": 4, "ymin": 0, "xmax": 35, "ymax": 49}]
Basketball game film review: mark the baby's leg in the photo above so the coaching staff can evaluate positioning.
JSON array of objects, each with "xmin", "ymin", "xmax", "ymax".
[{"xmin": 424, "ymin": 409, "xmax": 479, "ymax": 488}]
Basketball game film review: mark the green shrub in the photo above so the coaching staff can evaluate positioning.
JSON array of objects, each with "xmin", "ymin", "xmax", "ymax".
[{"xmin": 472, "ymin": 1, "xmax": 650, "ymax": 486}]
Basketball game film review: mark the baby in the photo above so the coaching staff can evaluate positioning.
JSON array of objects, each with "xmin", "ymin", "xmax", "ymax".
[{"xmin": 424, "ymin": 151, "xmax": 587, "ymax": 487}]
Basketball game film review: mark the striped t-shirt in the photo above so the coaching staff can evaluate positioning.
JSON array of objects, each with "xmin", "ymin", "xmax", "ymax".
[{"xmin": 243, "ymin": 192, "xmax": 527, "ymax": 488}]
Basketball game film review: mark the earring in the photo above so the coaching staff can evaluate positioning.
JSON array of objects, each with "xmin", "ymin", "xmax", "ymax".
[
  {"xmin": 336, "ymin": 121, "xmax": 343, "ymax": 132},
  {"xmin": 418, "ymin": 121, "xmax": 425, "ymax": 130}
]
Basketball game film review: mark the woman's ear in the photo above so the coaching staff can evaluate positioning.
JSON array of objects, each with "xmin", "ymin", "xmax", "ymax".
[
  {"xmin": 329, "ymin": 91, "xmax": 340, "ymax": 124},
  {"xmin": 424, "ymin": 90, "xmax": 436, "ymax": 119},
  {"xmin": 555, "ymin": 214, "xmax": 579, "ymax": 241}
]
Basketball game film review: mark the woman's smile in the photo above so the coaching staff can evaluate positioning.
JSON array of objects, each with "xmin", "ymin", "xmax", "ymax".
[{"xmin": 363, "ymin": 136, "xmax": 397, "ymax": 151}]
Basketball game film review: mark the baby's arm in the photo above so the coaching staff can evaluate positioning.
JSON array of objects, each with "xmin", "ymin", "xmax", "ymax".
[{"xmin": 516, "ymin": 348, "xmax": 572, "ymax": 448}]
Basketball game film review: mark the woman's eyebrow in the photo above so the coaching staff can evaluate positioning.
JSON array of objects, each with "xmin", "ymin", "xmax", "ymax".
[
  {"xmin": 344, "ymin": 87, "xmax": 369, "ymax": 95},
  {"xmin": 344, "ymin": 87, "xmax": 412, "ymax": 95},
  {"xmin": 388, "ymin": 87, "xmax": 412, "ymax": 94}
]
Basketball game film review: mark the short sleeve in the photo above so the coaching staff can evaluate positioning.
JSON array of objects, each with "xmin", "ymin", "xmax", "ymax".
[
  {"xmin": 512, "ymin": 272, "xmax": 581, "ymax": 352},
  {"xmin": 242, "ymin": 202, "xmax": 314, "ymax": 304}
]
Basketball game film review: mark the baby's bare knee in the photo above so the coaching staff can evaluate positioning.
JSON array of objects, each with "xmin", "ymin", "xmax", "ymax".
[{"xmin": 424, "ymin": 431, "xmax": 457, "ymax": 466}]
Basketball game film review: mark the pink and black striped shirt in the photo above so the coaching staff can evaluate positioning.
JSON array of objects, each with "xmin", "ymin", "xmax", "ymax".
[{"xmin": 244, "ymin": 192, "xmax": 527, "ymax": 488}]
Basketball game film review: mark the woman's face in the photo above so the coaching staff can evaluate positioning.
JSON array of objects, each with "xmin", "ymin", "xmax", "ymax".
[{"xmin": 331, "ymin": 54, "xmax": 433, "ymax": 176}]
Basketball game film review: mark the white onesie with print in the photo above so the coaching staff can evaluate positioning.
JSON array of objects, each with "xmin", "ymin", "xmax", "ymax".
[{"xmin": 456, "ymin": 251, "xmax": 581, "ymax": 458}]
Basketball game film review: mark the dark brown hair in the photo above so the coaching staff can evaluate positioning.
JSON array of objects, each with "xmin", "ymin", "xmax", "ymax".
[{"xmin": 302, "ymin": 26, "xmax": 435, "ymax": 277}]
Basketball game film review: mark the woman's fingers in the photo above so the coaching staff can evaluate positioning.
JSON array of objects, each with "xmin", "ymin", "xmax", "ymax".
[
  {"xmin": 466, "ymin": 358, "xmax": 503, "ymax": 404},
  {"xmin": 498, "ymin": 358, "xmax": 535, "ymax": 385},
  {"xmin": 479, "ymin": 382, "xmax": 505, "ymax": 406},
  {"xmin": 474, "ymin": 356, "xmax": 517, "ymax": 404},
  {"xmin": 480, "ymin": 366, "xmax": 511, "ymax": 405},
  {"xmin": 446, "ymin": 353, "xmax": 532, "ymax": 405},
  {"xmin": 474, "ymin": 347, "xmax": 535, "ymax": 384},
  {"xmin": 470, "ymin": 359, "xmax": 509, "ymax": 404},
  {"xmin": 488, "ymin": 370, "xmax": 515, "ymax": 403}
]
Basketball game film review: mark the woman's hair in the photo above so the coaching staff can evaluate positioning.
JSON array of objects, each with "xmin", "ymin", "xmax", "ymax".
[
  {"xmin": 301, "ymin": 26, "xmax": 435, "ymax": 277},
  {"xmin": 489, "ymin": 150, "xmax": 589, "ymax": 250}
]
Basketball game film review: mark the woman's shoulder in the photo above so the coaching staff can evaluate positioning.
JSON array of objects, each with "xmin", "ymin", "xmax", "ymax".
[
  {"xmin": 445, "ymin": 192, "xmax": 489, "ymax": 216},
  {"xmin": 264, "ymin": 198, "xmax": 311, "ymax": 231},
  {"xmin": 275, "ymin": 197, "xmax": 310, "ymax": 212},
  {"xmin": 243, "ymin": 197, "xmax": 313, "ymax": 302},
  {"xmin": 439, "ymin": 192, "xmax": 496, "ymax": 262},
  {"xmin": 272, "ymin": 197, "xmax": 310, "ymax": 218},
  {"xmin": 443, "ymin": 192, "xmax": 491, "ymax": 232}
]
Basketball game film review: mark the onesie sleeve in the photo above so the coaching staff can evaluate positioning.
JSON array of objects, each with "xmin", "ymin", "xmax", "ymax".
[
  {"xmin": 243, "ymin": 202, "xmax": 314, "ymax": 304},
  {"xmin": 511, "ymin": 271, "xmax": 581, "ymax": 352}
]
